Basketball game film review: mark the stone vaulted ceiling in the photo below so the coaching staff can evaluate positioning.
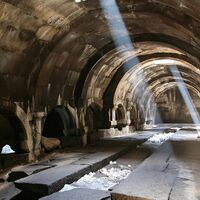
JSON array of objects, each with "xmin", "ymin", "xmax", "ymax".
[{"xmin": 0, "ymin": 0, "xmax": 200, "ymax": 112}]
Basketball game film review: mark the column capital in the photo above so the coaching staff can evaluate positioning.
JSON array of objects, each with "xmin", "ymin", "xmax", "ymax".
[{"xmin": 32, "ymin": 112, "xmax": 46, "ymax": 118}]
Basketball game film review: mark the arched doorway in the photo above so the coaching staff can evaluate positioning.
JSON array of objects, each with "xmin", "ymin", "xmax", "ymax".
[
  {"xmin": 116, "ymin": 104, "xmax": 126, "ymax": 130},
  {"xmin": 155, "ymin": 87, "xmax": 200, "ymax": 124},
  {"xmin": 130, "ymin": 105, "xmax": 139, "ymax": 130},
  {"xmin": 43, "ymin": 106, "xmax": 76, "ymax": 138},
  {"xmin": 85, "ymin": 103, "xmax": 102, "ymax": 144},
  {"xmin": 0, "ymin": 108, "xmax": 26, "ymax": 154},
  {"xmin": 86, "ymin": 103, "xmax": 101, "ymax": 133}
]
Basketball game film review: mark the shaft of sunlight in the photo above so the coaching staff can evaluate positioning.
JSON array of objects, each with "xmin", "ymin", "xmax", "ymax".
[
  {"xmin": 100, "ymin": 0, "xmax": 162, "ymax": 125},
  {"xmin": 170, "ymin": 65, "xmax": 200, "ymax": 136}
]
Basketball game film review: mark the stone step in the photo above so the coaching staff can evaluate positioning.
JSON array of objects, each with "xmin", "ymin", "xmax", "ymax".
[
  {"xmin": 14, "ymin": 146, "xmax": 132, "ymax": 197},
  {"xmin": 39, "ymin": 188, "xmax": 110, "ymax": 200}
]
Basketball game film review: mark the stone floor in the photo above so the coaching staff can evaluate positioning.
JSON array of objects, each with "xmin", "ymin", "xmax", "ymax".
[
  {"xmin": 0, "ymin": 132, "xmax": 150, "ymax": 200},
  {"xmin": 1, "ymin": 130, "xmax": 200, "ymax": 200},
  {"xmin": 112, "ymin": 130, "xmax": 200, "ymax": 200}
]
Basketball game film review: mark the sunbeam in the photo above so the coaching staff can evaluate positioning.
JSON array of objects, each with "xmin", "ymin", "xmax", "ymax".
[
  {"xmin": 100, "ymin": 0, "xmax": 162, "ymax": 126},
  {"xmin": 170, "ymin": 65, "xmax": 200, "ymax": 136}
]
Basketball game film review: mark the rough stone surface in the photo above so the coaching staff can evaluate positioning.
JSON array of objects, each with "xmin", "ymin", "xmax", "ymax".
[{"xmin": 40, "ymin": 188, "xmax": 110, "ymax": 200}]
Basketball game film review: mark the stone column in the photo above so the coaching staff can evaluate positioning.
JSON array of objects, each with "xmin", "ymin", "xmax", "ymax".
[
  {"xmin": 126, "ymin": 110, "xmax": 131, "ymax": 125},
  {"xmin": 110, "ymin": 107, "xmax": 117, "ymax": 126},
  {"xmin": 32, "ymin": 112, "xmax": 46, "ymax": 155},
  {"xmin": 79, "ymin": 108, "xmax": 87, "ymax": 146}
]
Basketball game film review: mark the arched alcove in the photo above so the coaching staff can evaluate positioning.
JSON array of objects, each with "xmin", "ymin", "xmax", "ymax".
[
  {"xmin": 43, "ymin": 106, "xmax": 76, "ymax": 138},
  {"xmin": 85, "ymin": 103, "xmax": 101, "ymax": 133},
  {"xmin": 155, "ymin": 87, "xmax": 200, "ymax": 123},
  {"xmin": 130, "ymin": 106, "xmax": 140, "ymax": 130},
  {"xmin": 116, "ymin": 104, "xmax": 126, "ymax": 130},
  {"xmin": 0, "ymin": 108, "xmax": 26, "ymax": 154}
]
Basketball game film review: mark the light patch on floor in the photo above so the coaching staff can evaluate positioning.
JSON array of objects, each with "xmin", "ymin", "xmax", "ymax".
[
  {"xmin": 60, "ymin": 162, "xmax": 131, "ymax": 192},
  {"xmin": 147, "ymin": 132, "xmax": 174, "ymax": 144},
  {"xmin": 1, "ymin": 145, "xmax": 15, "ymax": 154}
]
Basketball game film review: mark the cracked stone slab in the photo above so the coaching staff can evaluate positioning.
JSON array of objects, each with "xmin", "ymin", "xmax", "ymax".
[
  {"xmin": 14, "ymin": 164, "xmax": 91, "ymax": 196},
  {"xmin": 112, "ymin": 142, "xmax": 177, "ymax": 200},
  {"xmin": 112, "ymin": 170, "xmax": 177, "ymax": 200},
  {"xmin": 72, "ymin": 146, "xmax": 131, "ymax": 171},
  {"xmin": 39, "ymin": 188, "xmax": 110, "ymax": 200},
  {"xmin": 8, "ymin": 153, "xmax": 85, "ymax": 182},
  {"xmin": 73, "ymin": 151, "xmax": 119, "ymax": 165},
  {"xmin": 138, "ymin": 142, "xmax": 173, "ymax": 172},
  {"xmin": 8, "ymin": 163, "xmax": 55, "ymax": 181}
]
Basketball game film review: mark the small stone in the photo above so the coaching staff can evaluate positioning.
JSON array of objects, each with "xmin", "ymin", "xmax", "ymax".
[{"xmin": 41, "ymin": 136, "xmax": 61, "ymax": 152}]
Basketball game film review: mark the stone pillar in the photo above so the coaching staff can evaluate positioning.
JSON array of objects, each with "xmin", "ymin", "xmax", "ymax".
[
  {"xmin": 32, "ymin": 112, "xmax": 46, "ymax": 155},
  {"xmin": 126, "ymin": 110, "xmax": 131, "ymax": 125},
  {"xmin": 110, "ymin": 107, "xmax": 117, "ymax": 126},
  {"xmin": 79, "ymin": 108, "xmax": 87, "ymax": 146}
]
